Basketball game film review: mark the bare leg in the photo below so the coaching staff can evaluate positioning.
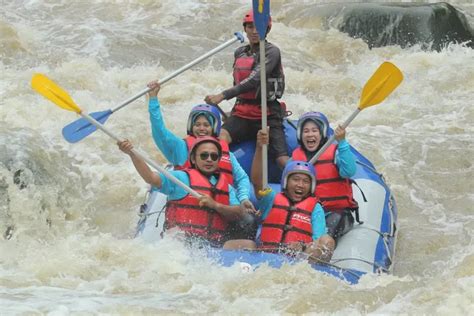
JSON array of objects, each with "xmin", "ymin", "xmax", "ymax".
[
  {"xmin": 219, "ymin": 128, "xmax": 232, "ymax": 144},
  {"xmin": 223, "ymin": 239, "xmax": 257, "ymax": 250}
]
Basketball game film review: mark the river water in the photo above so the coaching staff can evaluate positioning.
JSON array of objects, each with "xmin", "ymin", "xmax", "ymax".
[{"xmin": 1, "ymin": 0, "xmax": 473, "ymax": 314}]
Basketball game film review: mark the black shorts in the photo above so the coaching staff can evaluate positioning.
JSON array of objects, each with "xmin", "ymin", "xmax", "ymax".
[
  {"xmin": 222, "ymin": 101, "xmax": 288, "ymax": 159},
  {"xmin": 325, "ymin": 210, "xmax": 355, "ymax": 243}
]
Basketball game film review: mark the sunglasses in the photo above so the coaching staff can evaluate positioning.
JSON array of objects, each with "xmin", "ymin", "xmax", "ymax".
[{"xmin": 199, "ymin": 152, "xmax": 220, "ymax": 161}]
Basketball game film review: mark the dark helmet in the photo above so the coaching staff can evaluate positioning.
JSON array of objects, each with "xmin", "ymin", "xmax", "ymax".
[
  {"xmin": 296, "ymin": 111, "xmax": 330, "ymax": 143},
  {"xmin": 189, "ymin": 136, "xmax": 222, "ymax": 165},
  {"xmin": 281, "ymin": 160, "xmax": 316, "ymax": 192},
  {"xmin": 242, "ymin": 10, "xmax": 272, "ymax": 31},
  {"xmin": 187, "ymin": 104, "xmax": 222, "ymax": 137}
]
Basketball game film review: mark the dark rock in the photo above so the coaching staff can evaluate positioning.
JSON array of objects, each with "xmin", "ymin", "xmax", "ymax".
[{"xmin": 333, "ymin": 2, "xmax": 473, "ymax": 50}]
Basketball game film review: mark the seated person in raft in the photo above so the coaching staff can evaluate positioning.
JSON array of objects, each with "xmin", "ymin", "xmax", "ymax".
[
  {"xmin": 291, "ymin": 112, "xmax": 361, "ymax": 256},
  {"xmin": 224, "ymin": 130, "xmax": 334, "ymax": 262},
  {"xmin": 118, "ymin": 136, "xmax": 253, "ymax": 248},
  {"xmin": 147, "ymin": 80, "xmax": 257, "ymax": 239},
  {"xmin": 146, "ymin": 81, "xmax": 255, "ymax": 214}
]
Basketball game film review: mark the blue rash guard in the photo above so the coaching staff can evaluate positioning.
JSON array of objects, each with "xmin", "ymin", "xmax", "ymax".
[
  {"xmin": 256, "ymin": 190, "xmax": 327, "ymax": 241},
  {"xmin": 158, "ymin": 170, "xmax": 239, "ymax": 205},
  {"xmin": 148, "ymin": 97, "xmax": 251, "ymax": 203},
  {"xmin": 334, "ymin": 139, "xmax": 356, "ymax": 178}
]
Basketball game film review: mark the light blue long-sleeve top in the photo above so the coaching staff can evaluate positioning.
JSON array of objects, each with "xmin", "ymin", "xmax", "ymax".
[
  {"xmin": 256, "ymin": 190, "xmax": 327, "ymax": 241},
  {"xmin": 148, "ymin": 97, "xmax": 251, "ymax": 202},
  {"xmin": 158, "ymin": 171, "xmax": 239, "ymax": 205},
  {"xmin": 333, "ymin": 139, "xmax": 357, "ymax": 178}
]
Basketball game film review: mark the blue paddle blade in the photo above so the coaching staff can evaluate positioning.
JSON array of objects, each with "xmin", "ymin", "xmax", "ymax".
[
  {"xmin": 62, "ymin": 110, "xmax": 112, "ymax": 143},
  {"xmin": 252, "ymin": 0, "xmax": 270, "ymax": 39}
]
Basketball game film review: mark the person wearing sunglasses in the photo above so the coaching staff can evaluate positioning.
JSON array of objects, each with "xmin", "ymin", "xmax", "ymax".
[
  {"xmin": 146, "ymin": 81, "xmax": 256, "ymax": 223},
  {"xmin": 118, "ymin": 136, "xmax": 246, "ymax": 247}
]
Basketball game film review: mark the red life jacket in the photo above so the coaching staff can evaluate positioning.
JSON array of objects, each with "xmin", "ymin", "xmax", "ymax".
[
  {"xmin": 174, "ymin": 136, "xmax": 234, "ymax": 186},
  {"xmin": 260, "ymin": 193, "xmax": 319, "ymax": 250},
  {"xmin": 233, "ymin": 55, "xmax": 256, "ymax": 100},
  {"xmin": 164, "ymin": 169, "xmax": 230, "ymax": 244},
  {"xmin": 232, "ymin": 53, "xmax": 285, "ymax": 120},
  {"xmin": 292, "ymin": 144, "xmax": 358, "ymax": 213}
]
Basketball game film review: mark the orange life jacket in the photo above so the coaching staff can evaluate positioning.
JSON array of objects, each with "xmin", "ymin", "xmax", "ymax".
[
  {"xmin": 164, "ymin": 169, "xmax": 230, "ymax": 244},
  {"xmin": 292, "ymin": 144, "xmax": 358, "ymax": 213},
  {"xmin": 174, "ymin": 136, "xmax": 234, "ymax": 186},
  {"xmin": 260, "ymin": 193, "xmax": 319, "ymax": 250}
]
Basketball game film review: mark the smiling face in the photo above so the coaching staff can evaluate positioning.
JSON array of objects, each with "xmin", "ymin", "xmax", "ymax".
[
  {"xmin": 285, "ymin": 173, "xmax": 312, "ymax": 202},
  {"xmin": 301, "ymin": 120, "xmax": 322, "ymax": 152},
  {"xmin": 192, "ymin": 115, "xmax": 212, "ymax": 137},
  {"xmin": 190, "ymin": 142, "xmax": 220, "ymax": 175}
]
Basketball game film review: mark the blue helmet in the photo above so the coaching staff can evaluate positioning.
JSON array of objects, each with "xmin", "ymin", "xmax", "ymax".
[
  {"xmin": 281, "ymin": 160, "xmax": 316, "ymax": 193},
  {"xmin": 296, "ymin": 111, "xmax": 330, "ymax": 143},
  {"xmin": 187, "ymin": 104, "xmax": 222, "ymax": 137}
]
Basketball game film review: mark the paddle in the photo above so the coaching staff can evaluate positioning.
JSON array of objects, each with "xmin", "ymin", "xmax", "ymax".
[
  {"xmin": 253, "ymin": 0, "xmax": 271, "ymax": 190},
  {"xmin": 308, "ymin": 62, "xmax": 403, "ymax": 165},
  {"xmin": 209, "ymin": 103, "xmax": 229, "ymax": 120},
  {"xmin": 62, "ymin": 32, "xmax": 245, "ymax": 143},
  {"xmin": 32, "ymin": 74, "xmax": 202, "ymax": 198}
]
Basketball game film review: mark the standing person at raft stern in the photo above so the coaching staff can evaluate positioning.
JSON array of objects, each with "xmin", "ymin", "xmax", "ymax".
[
  {"xmin": 118, "ymin": 136, "xmax": 245, "ymax": 247},
  {"xmin": 146, "ymin": 81, "xmax": 256, "ymax": 217},
  {"xmin": 293, "ymin": 111, "xmax": 360, "ymax": 251},
  {"xmin": 204, "ymin": 10, "xmax": 289, "ymax": 169},
  {"xmin": 224, "ymin": 131, "xmax": 334, "ymax": 262}
]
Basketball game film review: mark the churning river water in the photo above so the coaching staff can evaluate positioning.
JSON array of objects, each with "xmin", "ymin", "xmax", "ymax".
[{"xmin": 1, "ymin": 0, "xmax": 473, "ymax": 314}]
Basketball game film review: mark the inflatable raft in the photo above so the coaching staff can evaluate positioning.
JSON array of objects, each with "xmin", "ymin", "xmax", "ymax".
[{"xmin": 135, "ymin": 120, "xmax": 398, "ymax": 284}]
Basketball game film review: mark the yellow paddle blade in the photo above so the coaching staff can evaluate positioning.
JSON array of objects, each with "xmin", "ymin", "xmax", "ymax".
[
  {"xmin": 359, "ymin": 62, "xmax": 403, "ymax": 109},
  {"xmin": 31, "ymin": 74, "xmax": 82, "ymax": 113}
]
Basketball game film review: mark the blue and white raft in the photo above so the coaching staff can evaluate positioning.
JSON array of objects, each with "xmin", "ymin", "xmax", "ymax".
[{"xmin": 135, "ymin": 120, "xmax": 398, "ymax": 284}]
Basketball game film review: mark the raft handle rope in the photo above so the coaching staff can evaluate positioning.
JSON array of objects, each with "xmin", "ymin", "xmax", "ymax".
[
  {"xmin": 350, "ymin": 225, "xmax": 394, "ymax": 265},
  {"xmin": 305, "ymin": 254, "xmax": 362, "ymax": 279},
  {"xmin": 138, "ymin": 189, "xmax": 151, "ymax": 218},
  {"xmin": 388, "ymin": 194, "xmax": 397, "ymax": 237},
  {"xmin": 330, "ymin": 257, "xmax": 390, "ymax": 274},
  {"xmin": 136, "ymin": 187, "xmax": 166, "ymax": 219},
  {"xmin": 155, "ymin": 203, "xmax": 167, "ymax": 228},
  {"xmin": 355, "ymin": 160, "xmax": 384, "ymax": 178},
  {"xmin": 240, "ymin": 247, "xmax": 361, "ymax": 280}
]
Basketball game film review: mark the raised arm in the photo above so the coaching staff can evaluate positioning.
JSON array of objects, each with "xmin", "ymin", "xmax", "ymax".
[
  {"xmin": 118, "ymin": 139, "xmax": 162, "ymax": 188},
  {"xmin": 251, "ymin": 128, "xmax": 269, "ymax": 197},
  {"xmin": 147, "ymin": 81, "xmax": 189, "ymax": 165},
  {"xmin": 333, "ymin": 125, "xmax": 356, "ymax": 178}
]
